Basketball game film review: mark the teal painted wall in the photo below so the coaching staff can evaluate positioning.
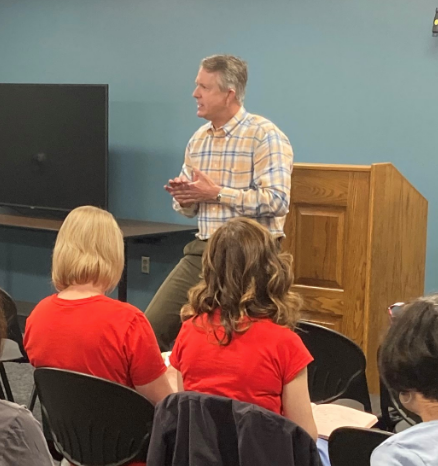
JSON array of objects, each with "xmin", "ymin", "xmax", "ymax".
[{"xmin": 0, "ymin": 0, "xmax": 437, "ymax": 310}]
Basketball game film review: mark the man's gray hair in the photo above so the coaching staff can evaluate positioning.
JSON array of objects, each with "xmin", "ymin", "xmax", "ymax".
[{"xmin": 201, "ymin": 54, "xmax": 248, "ymax": 103}]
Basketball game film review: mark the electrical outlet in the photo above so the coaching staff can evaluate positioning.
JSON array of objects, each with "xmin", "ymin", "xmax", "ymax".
[{"xmin": 141, "ymin": 256, "xmax": 150, "ymax": 274}]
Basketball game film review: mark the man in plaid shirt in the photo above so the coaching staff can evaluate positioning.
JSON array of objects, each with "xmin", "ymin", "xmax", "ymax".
[{"xmin": 145, "ymin": 54, "xmax": 293, "ymax": 350}]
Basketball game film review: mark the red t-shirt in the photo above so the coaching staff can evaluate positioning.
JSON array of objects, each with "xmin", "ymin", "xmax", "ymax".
[
  {"xmin": 24, "ymin": 294, "xmax": 166, "ymax": 387},
  {"xmin": 170, "ymin": 311, "xmax": 313, "ymax": 415}
]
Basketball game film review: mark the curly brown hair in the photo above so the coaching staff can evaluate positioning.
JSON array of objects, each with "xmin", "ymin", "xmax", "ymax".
[{"xmin": 181, "ymin": 217, "xmax": 303, "ymax": 345}]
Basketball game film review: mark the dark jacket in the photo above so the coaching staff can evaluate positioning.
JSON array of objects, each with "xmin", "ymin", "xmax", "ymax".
[{"xmin": 147, "ymin": 391, "xmax": 322, "ymax": 466}]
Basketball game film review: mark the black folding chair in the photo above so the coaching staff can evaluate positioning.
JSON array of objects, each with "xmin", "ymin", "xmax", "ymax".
[
  {"xmin": 328, "ymin": 426, "xmax": 393, "ymax": 466},
  {"xmin": 34, "ymin": 368, "xmax": 155, "ymax": 466},
  {"xmin": 0, "ymin": 288, "xmax": 29, "ymax": 401},
  {"xmin": 296, "ymin": 321, "xmax": 372, "ymax": 412}
]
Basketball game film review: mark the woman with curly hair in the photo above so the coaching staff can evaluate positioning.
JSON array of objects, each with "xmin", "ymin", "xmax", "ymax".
[{"xmin": 169, "ymin": 217, "xmax": 317, "ymax": 440}]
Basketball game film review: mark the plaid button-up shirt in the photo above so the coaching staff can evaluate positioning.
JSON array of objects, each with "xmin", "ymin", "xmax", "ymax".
[{"xmin": 173, "ymin": 106, "xmax": 293, "ymax": 239}]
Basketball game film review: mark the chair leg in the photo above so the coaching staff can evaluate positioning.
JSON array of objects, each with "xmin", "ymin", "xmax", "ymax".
[
  {"xmin": 0, "ymin": 378, "xmax": 6, "ymax": 400},
  {"xmin": 28, "ymin": 383, "xmax": 38, "ymax": 412},
  {"xmin": 0, "ymin": 363, "xmax": 14, "ymax": 402}
]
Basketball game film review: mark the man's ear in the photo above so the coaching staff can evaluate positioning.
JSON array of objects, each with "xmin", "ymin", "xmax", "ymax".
[{"xmin": 226, "ymin": 88, "xmax": 236, "ymax": 105}]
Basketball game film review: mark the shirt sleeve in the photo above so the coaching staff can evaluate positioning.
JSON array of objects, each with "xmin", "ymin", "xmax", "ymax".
[
  {"xmin": 172, "ymin": 143, "xmax": 200, "ymax": 218},
  {"xmin": 2, "ymin": 407, "xmax": 54, "ymax": 466},
  {"xmin": 123, "ymin": 313, "xmax": 167, "ymax": 387},
  {"xmin": 281, "ymin": 331, "xmax": 314, "ymax": 385},
  {"xmin": 371, "ymin": 443, "xmax": 426, "ymax": 466},
  {"xmin": 219, "ymin": 128, "xmax": 293, "ymax": 218}
]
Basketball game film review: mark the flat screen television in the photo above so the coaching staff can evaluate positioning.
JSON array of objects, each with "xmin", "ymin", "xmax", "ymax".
[{"xmin": 0, "ymin": 83, "xmax": 108, "ymax": 215}]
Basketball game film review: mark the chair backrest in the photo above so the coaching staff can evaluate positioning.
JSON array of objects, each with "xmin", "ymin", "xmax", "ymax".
[
  {"xmin": 296, "ymin": 321, "xmax": 372, "ymax": 412},
  {"xmin": 34, "ymin": 368, "xmax": 155, "ymax": 466},
  {"xmin": 147, "ymin": 391, "xmax": 322, "ymax": 466},
  {"xmin": 0, "ymin": 287, "xmax": 27, "ymax": 361},
  {"xmin": 328, "ymin": 426, "xmax": 393, "ymax": 466}
]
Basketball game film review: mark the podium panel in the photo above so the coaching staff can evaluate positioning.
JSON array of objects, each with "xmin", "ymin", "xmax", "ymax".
[{"xmin": 294, "ymin": 206, "xmax": 345, "ymax": 289}]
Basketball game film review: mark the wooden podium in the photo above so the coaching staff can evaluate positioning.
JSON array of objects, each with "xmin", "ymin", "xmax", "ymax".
[{"xmin": 282, "ymin": 163, "xmax": 428, "ymax": 392}]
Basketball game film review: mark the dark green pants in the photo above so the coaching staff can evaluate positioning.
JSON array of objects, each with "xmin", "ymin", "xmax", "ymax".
[{"xmin": 145, "ymin": 239, "xmax": 207, "ymax": 351}]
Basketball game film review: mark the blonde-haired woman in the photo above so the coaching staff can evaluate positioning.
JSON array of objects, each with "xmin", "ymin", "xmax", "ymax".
[
  {"xmin": 24, "ymin": 206, "xmax": 172, "ymax": 464},
  {"xmin": 170, "ymin": 217, "xmax": 318, "ymax": 441}
]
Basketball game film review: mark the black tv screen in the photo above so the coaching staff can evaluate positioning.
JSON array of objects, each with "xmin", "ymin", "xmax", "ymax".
[{"xmin": 0, "ymin": 83, "xmax": 108, "ymax": 213}]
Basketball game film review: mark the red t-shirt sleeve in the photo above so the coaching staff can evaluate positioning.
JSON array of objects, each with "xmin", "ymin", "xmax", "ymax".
[
  {"xmin": 280, "ymin": 331, "xmax": 314, "ymax": 385},
  {"xmin": 124, "ymin": 312, "xmax": 167, "ymax": 386}
]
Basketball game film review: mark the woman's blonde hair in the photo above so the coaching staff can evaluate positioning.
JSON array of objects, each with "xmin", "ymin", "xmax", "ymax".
[
  {"xmin": 52, "ymin": 206, "xmax": 124, "ymax": 292},
  {"xmin": 181, "ymin": 217, "xmax": 302, "ymax": 344}
]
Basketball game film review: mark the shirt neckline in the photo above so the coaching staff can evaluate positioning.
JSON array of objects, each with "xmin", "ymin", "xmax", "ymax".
[
  {"xmin": 206, "ymin": 106, "xmax": 248, "ymax": 137},
  {"xmin": 52, "ymin": 293, "xmax": 107, "ymax": 306}
]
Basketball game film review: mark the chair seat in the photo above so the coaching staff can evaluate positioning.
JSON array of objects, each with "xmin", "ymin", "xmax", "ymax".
[{"xmin": 0, "ymin": 339, "xmax": 24, "ymax": 362}]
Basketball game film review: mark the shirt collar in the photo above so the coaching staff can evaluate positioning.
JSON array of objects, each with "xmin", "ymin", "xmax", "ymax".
[{"xmin": 206, "ymin": 106, "xmax": 248, "ymax": 137}]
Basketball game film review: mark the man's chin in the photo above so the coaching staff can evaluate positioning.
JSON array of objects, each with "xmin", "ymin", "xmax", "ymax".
[{"xmin": 197, "ymin": 110, "xmax": 208, "ymax": 120}]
